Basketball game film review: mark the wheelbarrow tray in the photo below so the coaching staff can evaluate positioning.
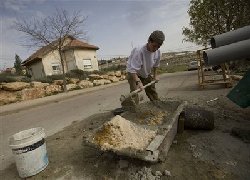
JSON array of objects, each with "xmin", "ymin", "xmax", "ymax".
[{"xmin": 84, "ymin": 99, "xmax": 187, "ymax": 162}]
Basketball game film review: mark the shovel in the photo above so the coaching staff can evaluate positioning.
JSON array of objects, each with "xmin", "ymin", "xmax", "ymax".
[{"xmin": 120, "ymin": 80, "xmax": 156, "ymax": 103}]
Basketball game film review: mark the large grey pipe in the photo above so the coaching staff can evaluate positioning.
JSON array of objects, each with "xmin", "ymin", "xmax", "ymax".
[
  {"xmin": 203, "ymin": 39, "xmax": 250, "ymax": 65},
  {"xmin": 211, "ymin": 26, "xmax": 250, "ymax": 48}
]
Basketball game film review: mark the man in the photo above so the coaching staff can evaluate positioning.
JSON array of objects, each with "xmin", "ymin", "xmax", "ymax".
[{"xmin": 125, "ymin": 30, "xmax": 165, "ymax": 105}]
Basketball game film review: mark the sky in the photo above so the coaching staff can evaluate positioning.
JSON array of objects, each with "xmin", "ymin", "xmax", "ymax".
[{"xmin": 0, "ymin": 0, "xmax": 202, "ymax": 70}]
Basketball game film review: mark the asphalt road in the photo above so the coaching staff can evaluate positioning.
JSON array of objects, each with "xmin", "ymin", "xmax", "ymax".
[{"xmin": 0, "ymin": 71, "xmax": 198, "ymax": 170}]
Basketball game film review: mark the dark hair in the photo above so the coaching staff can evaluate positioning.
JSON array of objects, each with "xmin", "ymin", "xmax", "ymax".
[{"xmin": 148, "ymin": 30, "xmax": 165, "ymax": 45}]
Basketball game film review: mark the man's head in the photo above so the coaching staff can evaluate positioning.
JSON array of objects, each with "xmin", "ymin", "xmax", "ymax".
[{"xmin": 147, "ymin": 30, "xmax": 165, "ymax": 52}]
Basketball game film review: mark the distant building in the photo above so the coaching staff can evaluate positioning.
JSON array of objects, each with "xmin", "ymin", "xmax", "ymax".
[{"xmin": 22, "ymin": 36, "xmax": 99, "ymax": 79}]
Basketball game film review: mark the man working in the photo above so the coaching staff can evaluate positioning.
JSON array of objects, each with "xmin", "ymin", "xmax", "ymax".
[{"xmin": 126, "ymin": 30, "xmax": 165, "ymax": 105}]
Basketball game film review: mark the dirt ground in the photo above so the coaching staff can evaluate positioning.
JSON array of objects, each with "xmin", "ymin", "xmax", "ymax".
[{"xmin": 1, "ymin": 81, "xmax": 250, "ymax": 180}]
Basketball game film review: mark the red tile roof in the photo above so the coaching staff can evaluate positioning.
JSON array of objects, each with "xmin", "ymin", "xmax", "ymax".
[{"xmin": 22, "ymin": 37, "xmax": 99, "ymax": 66}]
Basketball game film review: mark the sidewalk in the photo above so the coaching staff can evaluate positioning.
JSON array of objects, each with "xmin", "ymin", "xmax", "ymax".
[{"xmin": 0, "ymin": 81, "xmax": 127, "ymax": 115}]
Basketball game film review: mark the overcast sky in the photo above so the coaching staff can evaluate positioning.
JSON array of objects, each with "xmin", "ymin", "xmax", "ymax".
[{"xmin": 0, "ymin": 0, "xmax": 202, "ymax": 70}]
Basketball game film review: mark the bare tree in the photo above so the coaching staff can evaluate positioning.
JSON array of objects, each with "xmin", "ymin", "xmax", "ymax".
[{"xmin": 15, "ymin": 9, "xmax": 88, "ymax": 92}]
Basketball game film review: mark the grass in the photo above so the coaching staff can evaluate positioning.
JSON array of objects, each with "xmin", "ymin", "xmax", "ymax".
[{"xmin": 158, "ymin": 64, "xmax": 188, "ymax": 74}]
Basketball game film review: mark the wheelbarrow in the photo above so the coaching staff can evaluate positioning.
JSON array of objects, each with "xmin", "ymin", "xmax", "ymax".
[{"xmin": 83, "ymin": 99, "xmax": 187, "ymax": 162}]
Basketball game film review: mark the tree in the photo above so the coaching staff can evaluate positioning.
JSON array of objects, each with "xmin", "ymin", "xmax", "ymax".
[
  {"xmin": 14, "ymin": 54, "xmax": 23, "ymax": 75},
  {"xmin": 15, "ymin": 9, "xmax": 88, "ymax": 91},
  {"xmin": 182, "ymin": 0, "xmax": 250, "ymax": 46}
]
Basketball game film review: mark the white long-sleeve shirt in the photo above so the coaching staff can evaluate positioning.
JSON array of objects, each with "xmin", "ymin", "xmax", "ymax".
[{"xmin": 126, "ymin": 44, "xmax": 161, "ymax": 78}]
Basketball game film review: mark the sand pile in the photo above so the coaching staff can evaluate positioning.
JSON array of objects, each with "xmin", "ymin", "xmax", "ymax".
[{"xmin": 93, "ymin": 115, "xmax": 156, "ymax": 151}]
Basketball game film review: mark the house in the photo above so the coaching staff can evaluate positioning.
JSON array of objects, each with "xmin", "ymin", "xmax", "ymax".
[{"xmin": 22, "ymin": 36, "xmax": 99, "ymax": 79}]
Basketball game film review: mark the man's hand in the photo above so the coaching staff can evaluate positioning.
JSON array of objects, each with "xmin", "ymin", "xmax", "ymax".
[
  {"xmin": 154, "ymin": 76, "xmax": 159, "ymax": 83},
  {"xmin": 136, "ymin": 80, "xmax": 144, "ymax": 91},
  {"xmin": 150, "ymin": 74, "xmax": 159, "ymax": 83}
]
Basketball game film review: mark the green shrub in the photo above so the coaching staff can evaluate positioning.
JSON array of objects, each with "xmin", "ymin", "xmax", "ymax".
[
  {"xmin": 20, "ymin": 76, "xmax": 32, "ymax": 83},
  {"xmin": 66, "ymin": 69, "xmax": 91, "ymax": 80},
  {"xmin": 158, "ymin": 64, "xmax": 188, "ymax": 74},
  {"xmin": 99, "ymin": 65, "xmax": 126, "ymax": 74},
  {"xmin": 0, "ymin": 73, "xmax": 31, "ymax": 83},
  {"xmin": 36, "ymin": 77, "xmax": 54, "ymax": 83}
]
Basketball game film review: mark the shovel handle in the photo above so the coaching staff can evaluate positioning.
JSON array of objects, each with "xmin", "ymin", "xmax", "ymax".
[{"xmin": 120, "ymin": 81, "xmax": 156, "ymax": 102}]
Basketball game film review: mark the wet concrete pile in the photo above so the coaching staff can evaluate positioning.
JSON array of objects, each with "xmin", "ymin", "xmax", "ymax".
[{"xmin": 93, "ymin": 115, "xmax": 156, "ymax": 151}]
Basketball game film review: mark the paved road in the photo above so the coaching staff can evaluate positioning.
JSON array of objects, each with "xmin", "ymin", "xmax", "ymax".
[{"xmin": 0, "ymin": 71, "xmax": 197, "ymax": 170}]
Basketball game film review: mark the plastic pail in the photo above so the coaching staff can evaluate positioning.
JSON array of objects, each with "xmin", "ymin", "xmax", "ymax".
[{"xmin": 9, "ymin": 127, "xmax": 49, "ymax": 178}]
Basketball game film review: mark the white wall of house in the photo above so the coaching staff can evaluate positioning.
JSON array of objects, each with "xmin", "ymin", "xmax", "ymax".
[
  {"xmin": 74, "ymin": 49, "xmax": 99, "ymax": 71},
  {"xmin": 64, "ymin": 49, "xmax": 77, "ymax": 72},
  {"xmin": 42, "ymin": 50, "xmax": 63, "ymax": 76},
  {"xmin": 28, "ymin": 48, "xmax": 99, "ymax": 79}
]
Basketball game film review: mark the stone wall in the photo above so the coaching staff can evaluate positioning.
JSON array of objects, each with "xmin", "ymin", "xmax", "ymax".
[{"xmin": 0, "ymin": 70, "xmax": 126, "ymax": 106}]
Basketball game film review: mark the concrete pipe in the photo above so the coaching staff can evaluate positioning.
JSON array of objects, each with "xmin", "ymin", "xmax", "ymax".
[
  {"xmin": 184, "ymin": 106, "xmax": 214, "ymax": 130},
  {"xmin": 203, "ymin": 39, "xmax": 250, "ymax": 66},
  {"xmin": 211, "ymin": 26, "xmax": 250, "ymax": 48}
]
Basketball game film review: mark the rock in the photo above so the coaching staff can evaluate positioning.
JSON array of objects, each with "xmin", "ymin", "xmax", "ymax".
[
  {"xmin": 2, "ymin": 82, "xmax": 30, "ymax": 91},
  {"xmin": 102, "ymin": 75, "xmax": 109, "ymax": 79},
  {"xmin": 118, "ymin": 160, "xmax": 129, "ymax": 169},
  {"xmin": 108, "ymin": 76, "xmax": 119, "ymax": 83},
  {"xmin": 0, "ymin": 90, "xmax": 18, "ymax": 105},
  {"xmin": 45, "ymin": 85, "xmax": 62, "ymax": 95},
  {"xmin": 115, "ymin": 70, "xmax": 121, "ymax": 77},
  {"xmin": 154, "ymin": 171, "xmax": 162, "ymax": 176},
  {"xmin": 66, "ymin": 84, "xmax": 78, "ymax": 91},
  {"xmin": 103, "ymin": 79, "xmax": 112, "ymax": 84},
  {"xmin": 19, "ymin": 87, "xmax": 46, "ymax": 100},
  {"xmin": 78, "ymin": 80, "xmax": 93, "ymax": 88},
  {"xmin": 107, "ymin": 71, "xmax": 115, "ymax": 76},
  {"xmin": 120, "ymin": 75, "xmax": 126, "ymax": 81},
  {"xmin": 88, "ymin": 74, "xmax": 102, "ymax": 81},
  {"xmin": 30, "ymin": 81, "xmax": 49, "ymax": 88},
  {"xmin": 93, "ymin": 80, "xmax": 105, "ymax": 86},
  {"xmin": 53, "ymin": 80, "xmax": 64, "ymax": 85},
  {"xmin": 68, "ymin": 78, "xmax": 79, "ymax": 84},
  {"xmin": 163, "ymin": 170, "xmax": 171, "ymax": 176},
  {"xmin": 173, "ymin": 140, "xmax": 178, "ymax": 144}
]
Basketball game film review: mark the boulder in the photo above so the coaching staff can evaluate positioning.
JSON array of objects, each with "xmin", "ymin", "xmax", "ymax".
[
  {"xmin": 0, "ymin": 90, "xmax": 18, "ymax": 105},
  {"xmin": 66, "ymin": 84, "xmax": 78, "ymax": 91},
  {"xmin": 107, "ymin": 71, "xmax": 115, "ymax": 76},
  {"xmin": 2, "ymin": 82, "xmax": 30, "ymax": 91},
  {"xmin": 78, "ymin": 80, "xmax": 94, "ymax": 88},
  {"xmin": 115, "ymin": 71, "xmax": 122, "ymax": 77},
  {"xmin": 53, "ymin": 80, "xmax": 64, "ymax": 85},
  {"xmin": 103, "ymin": 79, "xmax": 112, "ymax": 84},
  {"xmin": 120, "ymin": 75, "xmax": 126, "ymax": 81},
  {"xmin": 19, "ymin": 87, "xmax": 46, "ymax": 101},
  {"xmin": 108, "ymin": 76, "xmax": 119, "ymax": 83},
  {"xmin": 45, "ymin": 85, "xmax": 62, "ymax": 95},
  {"xmin": 68, "ymin": 78, "xmax": 80, "ymax": 84},
  {"xmin": 102, "ymin": 75, "xmax": 109, "ymax": 79},
  {"xmin": 88, "ymin": 74, "xmax": 102, "ymax": 81},
  {"xmin": 93, "ymin": 79, "xmax": 105, "ymax": 86},
  {"xmin": 30, "ymin": 81, "xmax": 49, "ymax": 88}
]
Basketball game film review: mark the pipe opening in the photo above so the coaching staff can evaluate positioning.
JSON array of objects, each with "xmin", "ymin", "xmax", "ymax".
[
  {"xmin": 210, "ymin": 38, "xmax": 216, "ymax": 48},
  {"xmin": 203, "ymin": 51, "xmax": 209, "ymax": 65}
]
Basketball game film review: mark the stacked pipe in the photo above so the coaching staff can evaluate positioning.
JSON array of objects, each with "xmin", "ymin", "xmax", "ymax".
[{"xmin": 203, "ymin": 25, "xmax": 250, "ymax": 65}]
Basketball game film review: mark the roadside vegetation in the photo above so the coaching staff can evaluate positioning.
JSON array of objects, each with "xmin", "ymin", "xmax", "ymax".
[{"xmin": 158, "ymin": 64, "xmax": 188, "ymax": 74}]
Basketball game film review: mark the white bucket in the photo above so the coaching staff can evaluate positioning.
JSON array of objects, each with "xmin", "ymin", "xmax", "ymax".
[{"xmin": 9, "ymin": 127, "xmax": 49, "ymax": 178}]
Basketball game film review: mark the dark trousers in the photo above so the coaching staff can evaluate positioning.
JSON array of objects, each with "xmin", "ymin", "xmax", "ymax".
[{"xmin": 127, "ymin": 72, "xmax": 159, "ymax": 105}]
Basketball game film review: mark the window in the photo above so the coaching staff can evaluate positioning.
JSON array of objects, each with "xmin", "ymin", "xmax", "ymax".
[
  {"xmin": 52, "ymin": 65, "xmax": 60, "ymax": 71},
  {"xmin": 83, "ymin": 59, "xmax": 92, "ymax": 69},
  {"xmin": 51, "ymin": 63, "xmax": 61, "ymax": 74}
]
